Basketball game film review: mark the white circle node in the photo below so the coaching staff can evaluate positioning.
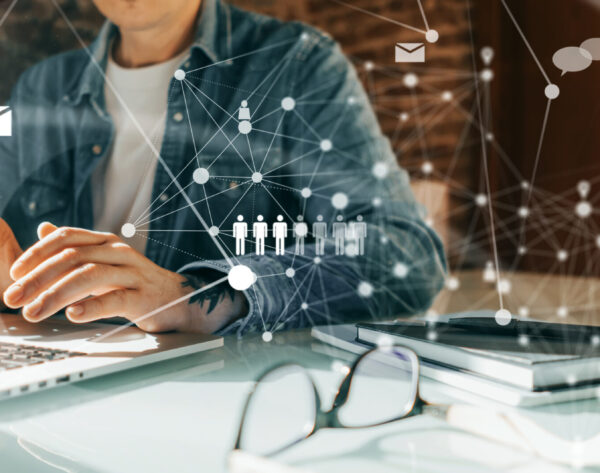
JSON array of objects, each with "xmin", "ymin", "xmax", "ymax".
[
  {"xmin": 251, "ymin": 172, "xmax": 263, "ymax": 184},
  {"xmin": 575, "ymin": 201, "xmax": 592, "ymax": 218},
  {"xmin": 421, "ymin": 161, "xmax": 433, "ymax": 174},
  {"xmin": 545, "ymin": 84, "xmax": 560, "ymax": 100},
  {"xmin": 400, "ymin": 112, "xmax": 409, "ymax": 122},
  {"xmin": 238, "ymin": 121, "xmax": 252, "ymax": 135},
  {"xmin": 300, "ymin": 32, "xmax": 309, "ymax": 41},
  {"xmin": 121, "ymin": 223, "xmax": 136, "ymax": 239},
  {"xmin": 174, "ymin": 69, "xmax": 186, "ymax": 81},
  {"xmin": 301, "ymin": 302, "xmax": 309, "ymax": 310},
  {"xmin": 518, "ymin": 246, "xmax": 527, "ymax": 255},
  {"xmin": 486, "ymin": 132, "xmax": 494, "ymax": 141},
  {"xmin": 441, "ymin": 91, "xmax": 453, "ymax": 102},
  {"xmin": 332, "ymin": 192, "xmax": 349, "ymax": 210},
  {"xmin": 208, "ymin": 226, "xmax": 219, "ymax": 237},
  {"xmin": 262, "ymin": 331, "xmax": 273, "ymax": 343},
  {"xmin": 557, "ymin": 306, "xmax": 569, "ymax": 318},
  {"xmin": 557, "ymin": 250, "xmax": 569, "ymax": 262},
  {"xmin": 498, "ymin": 278, "xmax": 512, "ymax": 294},
  {"xmin": 403, "ymin": 73, "xmax": 419, "ymax": 88},
  {"xmin": 495, "ymin": 309, "xmax": 512, "ymax": 326},
  {"xmin": 285, "ymin": 268, "xmax": 296, "ymax": 278},
  {"xmin": 281, "ymin": 97, "xmax": 296, "ymax": 111},
  {"xmin": 475, "ymin": 194, "xmax": 488, "ymax": 207},
  {"xmin": 393, "ymin": 262, "xmax": 409, "ymax": 278},
  {"xmin": 193, "ymin": 167, "xmax": 210, "ymax": 185},
  {"xmin": 372, "ymin": 162, "xmax": 389, "ymax": 179},
  {"xmin": 358, "ymin": 281, "xmax": 374, "ymax": 298},
  {"xmin": 372, "ymin": 197, "xmax": 383, "ymax": 207},
  {"xmin": 518, "ymin": 306, "xmax": 530, "ymax": 317},
  {"xmin": 365, "ymin": 61, "xmax": 375, "ymax": 71},
  {"xmin": 425, "ymin": 29, "xmax": 439, "ymax": 43},
  {"xmin": 480, "ymin": 69, "xmax": 494, "ymax": 82},
  {"xmin": 445, "ymin": 276, "xmax": 460, "ymax": 291},
  {"xmin": 301, "ymin": 187, "xmax": 312, "ymax": 199},
  {"xmin": 313, "ymin": 256, "xmax": 322, "ymax": 264},
  {"xmin": 518, "ymin": 206, "xmax": 529, "ymax": 218},
  {"xmin": 320, "ymin": 139, "xmax": 333, "ymax": 152},
  {"xmin": 228, "ymin": 265, "xmax": 256, "ymax": 291}
]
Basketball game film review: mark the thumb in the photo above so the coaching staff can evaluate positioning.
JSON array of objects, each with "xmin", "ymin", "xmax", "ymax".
[{"xmin": 37, "ymin": 221, "xmax": 58, "ymax": 241}]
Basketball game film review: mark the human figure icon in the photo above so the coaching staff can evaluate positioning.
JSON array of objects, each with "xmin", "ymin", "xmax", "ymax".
[
  {"xmin": 294, "ymin": 215, "xmax": 308, "ymax": 255},
  {"xmin": 238, "ymin": 100, "xmax": 251, "ymax": 121},
  {"xmin": 351, "ymin": 215, "xmax": 367, "ymax": 256},
  {"xmin": 273, "ymin": 215, "xmax": 288, "ymax": 256},
  {"xmin": 313, "ymin": 215, "xmax": 327, "ymax": 256},
  {"xmin": 332, "ymin": 215, "xmax": 347, "ymax": 255},
  {"xmin": 233, "ymin": 214, "xmax": 248, "ymax": 256},
  {"xmin": 253, "ymin": 214, "xmax": 268, "ymax": 255}
]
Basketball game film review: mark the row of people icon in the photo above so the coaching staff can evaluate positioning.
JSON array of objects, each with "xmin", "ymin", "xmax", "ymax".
[{"xmin": 232, "ymin": 215, "xmax": 367, "ymax": 257}]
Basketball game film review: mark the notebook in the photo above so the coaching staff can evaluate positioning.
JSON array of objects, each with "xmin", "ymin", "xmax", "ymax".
[{"xmin": 357, "ymin": 321, "xmax": 600, "ymax": 391}]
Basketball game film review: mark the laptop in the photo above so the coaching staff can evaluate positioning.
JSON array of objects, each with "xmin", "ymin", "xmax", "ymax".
[{"xmin": 0, "ymin": 312, "xmax": 223, "ymax": 399}]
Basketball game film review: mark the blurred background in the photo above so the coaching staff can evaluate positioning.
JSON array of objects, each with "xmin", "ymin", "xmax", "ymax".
[{"xmin": 0, "ymin": 0, "xmax": 599, "ymax": 288}]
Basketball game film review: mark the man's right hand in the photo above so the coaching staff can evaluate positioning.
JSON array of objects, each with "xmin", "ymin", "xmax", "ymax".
[{"xmin": 0, "ymin": 218, "xmax": 23, "ymax": 310}]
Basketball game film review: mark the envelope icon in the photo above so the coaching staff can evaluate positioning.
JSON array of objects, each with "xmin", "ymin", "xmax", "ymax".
[
  {"xmin": 395, "ymin": 43, "xmax": 425, "ymax": 63},
  {"xmin": 0, "ymin": 106, "xmax": 12, "ymax": 137}
]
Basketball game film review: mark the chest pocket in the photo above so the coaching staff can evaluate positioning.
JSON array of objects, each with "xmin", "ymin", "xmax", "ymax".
[{"xmin": 20, "ymin": 180, "xmax": 70, "ymax": 220}]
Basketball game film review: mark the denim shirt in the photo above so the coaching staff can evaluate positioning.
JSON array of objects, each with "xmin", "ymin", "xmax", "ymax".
[{"xmin": 0, "ymin": 0, "xmax": 446, "ymax": 336}]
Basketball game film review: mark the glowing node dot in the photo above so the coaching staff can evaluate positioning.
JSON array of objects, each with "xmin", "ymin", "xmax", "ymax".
[
  {"xmin": 425, "ymin": 29, "xmax": 439, "ymax": 43},
  {"xmin": 320, "ymin": 139, "xmax": 333, "ymax": 152},
  {"xmin": 425, "ymin": 217, "xmax": 433, "ymax": 227},
  {"xmin": 208, "ymin": 226, "xmax": 219, "ymax": 237},
  {"xmin": 300, "ymin": 32, "xmax": 309, "ymax": 41},
  {"xmin": 567, "ymin": 374, "xmax": 577, "ymax": 386},
  {"xmin": 313, "ymin": 256, "xmax": 322, "ymax": 264},
  {"xmin": 475, "ymin": 194, "xmax": 488, "ymax": 207},
  {"xmin": 480, "ymin": 68, "xmax": 494, "ymax": 82},
  {"xmin": 174, "ymin": 69, "xmax": 186, "ymax": 81},
  {"xmin": 575, "ymin": 201, "xmax": 592, "ymax": 218},
  {"xmin": 345, "ymin": 243, "xmax": 358, "ymax": 257},
  {"xmin": 285, "ymin": 268, "xmax": 295, "ymax": 278},
  {"xmin": 427, "ymin": 331, "xmax": 438, "ymax": 341},
  {"xmin": 518, "ymin": 246, "xmax": 527, "ymax": 255},
  {"xmin": 358, "ymin": 281, "xmax": 374, "ymax": 298},
  {"xmin": 347, "ymin": 96, "xmax": 357, "ymax": 105},
  {"xmin": 251, "ymin": 172, "xmax": 263, "ymax": 184},
  {"xmin": 364, "ymin": 61, "xmax": 375, "ymax": 71},
  {"xmin": 518, "ymin": 206, "xmax": 530, "ymax": 218},
  {"xmin": 498, "ymin": 278, "xmax": 511, "ymax": 294},
  {"xmin": 544, "ymin": 84, "xmax": 560, "ymax": 100},
  {"xmin": 421, "ymin": 161, "xmax": 433, "ymax": 174},
  {"xmin": 403, "ymin": 73, "xmax": 419, "ymax": 88},
  {"xmin": 486, "ymin": 132, "xmax": 494, "ymax": 142},
  {"xmin": 121, "ymin": 223, "xmax": 136, "ymax": 238},
  {"xmin": 281, "ymin": 97, "xmax": 296, "ymax": 111},
  {"xmin": 400, "ymin": 112, "xmax": 409, "ymax": 122},
  {"xmin": 441, "ymin": 91, "xmax": 453, "ymax": 102},
  {"xmin": 557, "ymin": 306, "xmax": 569, "ymax": 318},
  {"xmin": 380, "ymin": 236, "xmax": 389, "ymax": 244},
  {"xmin": 495, "ymin": 309, "xmax": 512, "ymax": 326},
  {"xmin": 521, "ymin": 181, "xmax": 529, "ymax": 189},
  {"xmin": 238, "ymin": 120, "xmax": 252, "ymax": 135},
  {"xmin": 262, "ymin": 331, "xmax": 273, "ymax": 343},
  {"xmin": 445, "ymin": 276, "xmax": 460, "ymax": 291},
  {"xmin": 557, "ymin": 250, "xmax": 568, "ymax": 262},
  {"xmin": 301, "ymin": 187, "xmax": 312, "ymax": 199},
  {"xmin": 301, "ymin": 302, "xmax": 309, "ymax": 310},
  {"xmin": 518, "ymin": 334, "xmax": 529, "ymax": 346},
  {"xmin": 592, "ymin": 335, "xmax": 600, "ymax": 346},
  {"xmin": 227, "ymin": 265, "xmax": 256, "ymax": 291},
  {"xmin": 193, "ymin": 167, "xmax": 210, "ymax": 185},
  {"xmin": 372, "ymin": 197, "xmax": 382, "ymax": 207},
  {"xmin": 331, "ymin": 192, "xmax": 349, "ymax": 210},
  {"xmin": 518, "ymin": 306, "xmax": 530, "ymax": 318},
  {"xmin": 372, "ymin": 162, "xmax": 389, "ymax": 179}
]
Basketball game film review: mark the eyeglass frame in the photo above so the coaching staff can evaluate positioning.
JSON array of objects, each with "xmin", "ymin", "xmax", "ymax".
[{"xmin": 232, "ymin": 344, "xmax": 449, "ymax": 457}]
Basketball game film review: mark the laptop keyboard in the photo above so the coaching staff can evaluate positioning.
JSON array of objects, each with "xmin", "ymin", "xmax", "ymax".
[{"xmin": 0, "ymin": 341, "xmax": 83, "ymax": 371}]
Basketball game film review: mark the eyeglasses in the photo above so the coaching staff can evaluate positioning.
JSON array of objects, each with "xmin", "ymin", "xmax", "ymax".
[{"xmin": 232, "ymin": 344, "xmax": 450, "ymax": 457}]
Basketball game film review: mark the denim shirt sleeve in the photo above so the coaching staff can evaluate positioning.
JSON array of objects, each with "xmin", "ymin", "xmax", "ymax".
[{"xmin": 178, "ymin": 32, "xmax": 447, "ymax": 337}]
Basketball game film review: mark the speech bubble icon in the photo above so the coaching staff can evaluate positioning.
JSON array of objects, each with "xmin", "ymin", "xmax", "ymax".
[
  {"xmin": 581, "ymin": 38, "xmax": 600, "ymax": 61},
  {"xmin": 552, "ymin": 46, "xmax": 593, "ymax": 76}
]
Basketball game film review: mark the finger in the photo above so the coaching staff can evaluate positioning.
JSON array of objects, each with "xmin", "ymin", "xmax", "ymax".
[
  {"xmin": 11, "ymin": 227, "xmax": 118, "ymax": 280},
  {"xmin": 22, "ymin": 264, "xmax": 136, "ymax": 322},
  {"xmin": 66, "ymin": 289, "xmax": 138, "ymax": 323},
  {"xmin": 4, "ymin": 243, "xmax": 139, "ymax": 308},
  {"xmin": 37, "ymin": 221, "xmax": 58, "ymax": 240}
]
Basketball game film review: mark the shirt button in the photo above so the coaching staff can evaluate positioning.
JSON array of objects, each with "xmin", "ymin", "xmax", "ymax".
[
  {"xmin": 173, "ymin": 112, "xmax": 184, "ymax": 122},
  {"xmin": 159, "ymin": 194, "xmax": 169, "ymax": 202},
  {"xmin": 92, "ymin": 145, "xmax": 102, "ymax": 155}
]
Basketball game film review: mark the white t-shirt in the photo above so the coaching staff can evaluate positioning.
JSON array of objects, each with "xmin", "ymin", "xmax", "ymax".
[{"xmin": 93, "ymin": 48, "xmax": 189, "ymax": 254}]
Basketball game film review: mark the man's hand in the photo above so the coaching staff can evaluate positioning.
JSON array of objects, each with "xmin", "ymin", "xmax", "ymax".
[
  {"xmin": 0, "ymin": 218, "xmax": 23, "ymax": 310},
  {"xmin": 2, "ymin": 223, "xmax": 247, "ymax": 333}
]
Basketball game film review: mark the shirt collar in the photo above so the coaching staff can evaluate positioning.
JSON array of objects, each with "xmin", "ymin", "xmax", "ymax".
[{"xmin": 69, "ymin": 0, "xmax": 230, "ymax": 106}]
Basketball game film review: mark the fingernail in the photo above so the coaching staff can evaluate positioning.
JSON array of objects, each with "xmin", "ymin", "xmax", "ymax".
[
  {"xmin": 24, "ymin": 299, "xmax": 43, "ymax": 318},
  {"xmin": 4, "ymin": 284, "xmax": 23, "ymax": 304},
  {"xmin": 67, "ymin": 305, "xmax": 84, "ymax": 317}
]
